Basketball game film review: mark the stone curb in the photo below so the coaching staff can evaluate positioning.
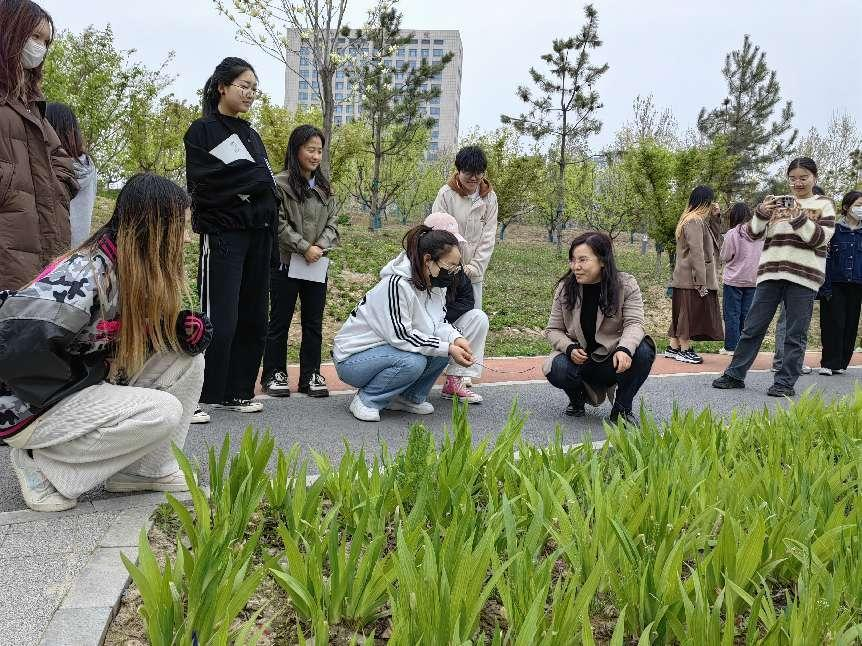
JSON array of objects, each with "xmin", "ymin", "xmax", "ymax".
[{"xmin": 36, "ymin": 492, "xmax": 193, "ymax": 646}]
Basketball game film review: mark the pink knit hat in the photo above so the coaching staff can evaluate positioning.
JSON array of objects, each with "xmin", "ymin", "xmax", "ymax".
[{"xmin": 423, "ymin": 212, "xmax": 466, "ymax": 243}]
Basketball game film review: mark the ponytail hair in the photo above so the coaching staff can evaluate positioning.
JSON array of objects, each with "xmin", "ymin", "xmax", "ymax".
[
  {"xmin": 402, "ymin": 224, "xmax": 459, "ymax": 293},
  {"xmin": 202, "ymin": 57, "xmax": 257, "ymax": 116}
]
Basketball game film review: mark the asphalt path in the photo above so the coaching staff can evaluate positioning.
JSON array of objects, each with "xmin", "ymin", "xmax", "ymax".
[{"xmin": 2, "ymin": 367, "xmax": 861, "ymax": 512}]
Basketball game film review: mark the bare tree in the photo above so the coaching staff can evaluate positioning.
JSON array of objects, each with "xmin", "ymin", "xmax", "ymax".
[
  {"xmin": 212, "ymin": 0, "xmax": 351, "ymax": 174},
  {"xmin": 614, "ymin": 94, "xmax": 679, "ymax": 151},
  {"xmin": 796, "ymin": 111, "xmax": 862, "ymax": 197}
]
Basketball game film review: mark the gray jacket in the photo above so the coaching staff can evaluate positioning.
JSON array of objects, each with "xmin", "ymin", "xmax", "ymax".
[{"xmin": 70, "ymin": 156, "xmax": 97, "ymax": 247}]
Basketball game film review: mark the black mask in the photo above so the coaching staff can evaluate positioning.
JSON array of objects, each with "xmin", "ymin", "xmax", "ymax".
[{"xmin": 430, "ymin": 268, "xmax": 455, "ymax": 288}]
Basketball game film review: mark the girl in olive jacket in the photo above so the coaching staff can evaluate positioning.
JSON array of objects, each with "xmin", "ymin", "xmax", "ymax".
[{"xmin": 262, "ymin": 125, "xmax": 339, "ymax": 398}]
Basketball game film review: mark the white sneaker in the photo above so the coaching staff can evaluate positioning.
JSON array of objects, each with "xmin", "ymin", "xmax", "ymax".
[
  {"xmin": 835, "ymin": 369, "xmax": 846, "ymax": 374},
  {"xmin": 818, "ymin": 367, "xmax": 833, "ymax": 375},
  {"xmin": 349, "ymin": 395, "xmax": 380, "ymax": 422},
  {"xmin": 386, "ymin": 396, "xmax": 434, "ymax": 415},
  {"xmin": 105, "ymin": 470, "xmax": 192, "ymax": 493},
  {"xmin": 9, "ymin": 448, "xmax": 78, "ymax": 512},
  {"xmin": 212, "ymin": 399, "xmax": 264, "ymax": 413},
  {"xmin": 801, "ymin": 365, "xmax": 812, "ymax": 375},
  {"xmin": 718, "ymin": 348, "xmax": 733, "ymax": 355},
  {"xmin": 191, "ymin": 407, "xmax": 210, "ymax": 424}
]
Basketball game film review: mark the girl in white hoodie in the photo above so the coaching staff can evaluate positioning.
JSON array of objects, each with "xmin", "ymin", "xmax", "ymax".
[{"xmin": 333, "ymin": 225, "xmax": 475, "ymax": 422}]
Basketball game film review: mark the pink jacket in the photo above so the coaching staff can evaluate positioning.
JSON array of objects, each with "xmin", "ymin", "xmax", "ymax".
[{"xmin": 720, "ymin": 224, "xmax": 764, "ymax": 288}]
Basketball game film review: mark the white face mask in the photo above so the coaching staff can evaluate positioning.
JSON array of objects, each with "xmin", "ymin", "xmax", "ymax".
[
  {"xmin": 21, "ymin": 39, "xmax": 47, "ymax": 70},
  {"xmin": 850, "ymin": 206, "xmax": 862, "ymax": 220}
]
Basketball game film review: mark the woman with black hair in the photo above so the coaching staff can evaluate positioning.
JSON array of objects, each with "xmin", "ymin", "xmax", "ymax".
[
  {"xmin": 184, "ymin": 57, "xmax": 277, "ymax": 421},
  {"xmin": 261, "ymin": 124, "xmax": 339, "ymax": 398},
  {"xmin": 713, "ymin": 157, "xmax": 836, "ymax": 396},
  {"xmin": 719, "ymin": 202, "xmax": 762, "ymax": 353},
  {"xmin": 46, "ymin": 102, "xmax": 97, "ymax": 246},
  {"xmin": 543, "ymin": 231, "xmax": 656, "ymax": 427},
  {"xmin": 332, "ymin": 225, "xmax": 475, "ymax": 422},
  {"xmin": 665, "ymin": 185, "xmax": 723, "ymax": 364},
  {"xmin": 818, "ymin": 190, "xmax": 862, "ymax": 375},
  {"xmin": 0, "ymin": 0, "xmax": 78, "ymax": 291}
]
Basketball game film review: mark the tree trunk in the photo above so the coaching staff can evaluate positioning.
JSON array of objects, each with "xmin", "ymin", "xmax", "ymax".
[
  {"xmin": 320, "ymin": 71, "xmax": 334, "ymax": 176},
  {"xmin": 557, "ymin": 113, "xmax": 567, "ymax": 258},
  {"xmin": 370, "ymin": 114, "xmax": 383, "ymax": 231}
]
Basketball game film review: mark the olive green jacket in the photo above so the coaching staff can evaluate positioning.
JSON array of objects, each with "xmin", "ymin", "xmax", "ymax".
[{"xmin": 274, "ymin": 170, "xmax": 340, "ymax": 265}]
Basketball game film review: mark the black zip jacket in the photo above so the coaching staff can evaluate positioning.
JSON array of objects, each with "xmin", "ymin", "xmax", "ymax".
[
  {"xmin": 445, "ymin": 272, "xmax": 475, "ymax": 324},
  {"xmin": 184, "ymin": 113, "xmax": 278, "ymax": 234}
]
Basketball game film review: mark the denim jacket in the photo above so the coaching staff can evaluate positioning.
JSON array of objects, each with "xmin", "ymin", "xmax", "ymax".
[{"xmin": 822, "ymin": 221, "xmax": 862, "ymax": 296}]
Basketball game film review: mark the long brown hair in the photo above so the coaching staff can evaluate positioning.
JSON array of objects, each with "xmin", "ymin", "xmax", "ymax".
[
  {"xmin": 80, "ymin": 173, "xmax": 190, "ymax": 378},
  {"xmin": 0, "ymin": 0, "xmax": 54, "ymax": 103}
]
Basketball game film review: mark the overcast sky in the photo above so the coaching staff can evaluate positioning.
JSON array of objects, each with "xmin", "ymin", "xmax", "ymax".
[{"xmin": 41, "ymin": 0, "xmax": 861, "ymax": 151}]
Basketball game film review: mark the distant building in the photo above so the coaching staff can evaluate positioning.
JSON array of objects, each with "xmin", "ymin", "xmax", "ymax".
[{"xmin": 283, "ymin": 28, "xmax": 463, "ymax": 155}]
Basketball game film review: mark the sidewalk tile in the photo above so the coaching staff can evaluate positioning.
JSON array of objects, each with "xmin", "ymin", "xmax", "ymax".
[
  {"xmin": 0, "ymin": 513, "xmax": 116, "ymax": 558},
  {"xmin": 61, "ymin": 547, "xmax": 137, "ymax": 609}
]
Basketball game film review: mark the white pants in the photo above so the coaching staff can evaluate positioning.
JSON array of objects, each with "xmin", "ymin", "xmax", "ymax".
[
  {"xmin": 472, "ymin": 282, "xmax": 484, "ymax": 310},
  {"xmin": 445, "ymin": 309, "xmax": 489, "ymax": 379},
  {"xmin": 10, "ymin": 353, "xmax": 204, "ymax": 499}
]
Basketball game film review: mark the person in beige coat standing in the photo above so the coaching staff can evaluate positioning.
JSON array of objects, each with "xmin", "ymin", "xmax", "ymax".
[
  {"xmin": 432, "ymin": 145, "xmax": 498, "ymax": 309},
  {"xmin": 543, "ymin": 231, "xmax": 656, "ymax": 427},
  {"xmin": 665, "ymin": 185, "xmax": 724, "ymax": 364}
]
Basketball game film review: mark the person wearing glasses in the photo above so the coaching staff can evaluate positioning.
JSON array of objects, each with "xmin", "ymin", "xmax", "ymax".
[
  {"xmin": 432, "ymin": 145, "xmax": 499, "ymax": 310},
  {"xmin": 332, "ymin": 224, "xmax": 476, "ymax": 422},
  {"xmin": 543, "ymin": 231, "xmax": 656, "ymax": 427},
  {"xmin": 184, "ymin": 57, "xmax": 277, "ymax": 423}
]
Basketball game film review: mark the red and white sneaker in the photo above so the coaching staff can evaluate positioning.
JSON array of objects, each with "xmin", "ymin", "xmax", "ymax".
[{"xmin": 441, "ymin": 376, "xmax": 483, "ymax": 404}]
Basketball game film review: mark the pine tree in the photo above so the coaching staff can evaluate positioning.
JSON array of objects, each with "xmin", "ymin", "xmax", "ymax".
[
  {"xmin": 698, "ymin": 34, "xmax": 797, "ymax": 200},
  {"xmin": 346, "ymin": 0, "xmax": 452, "ymax": 230},
  {"xmin": 501, "ymin": 4, "xmax": 608, "ymax": 255}
]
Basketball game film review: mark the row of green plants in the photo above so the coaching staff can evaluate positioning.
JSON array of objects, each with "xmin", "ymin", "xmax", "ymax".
[{"xmin": 123, "ymin": 391, "xmax": 862, "ymax": 644}]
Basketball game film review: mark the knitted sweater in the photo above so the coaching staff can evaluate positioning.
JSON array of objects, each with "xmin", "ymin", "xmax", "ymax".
[{"xmin": 747, "ymin": 195, "xmax": 836, "ymax": 291}]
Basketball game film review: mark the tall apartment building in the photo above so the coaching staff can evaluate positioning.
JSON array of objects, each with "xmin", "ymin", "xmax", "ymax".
[{"xmin": 283, "ymin": 29, "xmax": 463, "ymax": 155}]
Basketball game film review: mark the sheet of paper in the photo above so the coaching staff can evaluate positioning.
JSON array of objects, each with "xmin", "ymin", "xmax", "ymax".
[
  {"xmin": 287, "ymin": 253, "xmax": 330, "ymax": 283},
  {"xmin": 208, "ymin": 133, "xmax": 254, "ymax": 164}
]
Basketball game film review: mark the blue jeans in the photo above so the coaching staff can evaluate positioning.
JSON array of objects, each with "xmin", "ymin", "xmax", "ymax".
[
  {"xmin": 722, "ymin": 285, "xmax": 756, "ymax": 351},
  {"xmin": 334, "ymin": 345, "xmax": 450, "ymax": 410}
]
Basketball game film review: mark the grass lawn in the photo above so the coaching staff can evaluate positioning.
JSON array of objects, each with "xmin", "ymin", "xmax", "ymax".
[{"xmin": 92, "ymin": 199, "xmax": 834, "ymax": 361}]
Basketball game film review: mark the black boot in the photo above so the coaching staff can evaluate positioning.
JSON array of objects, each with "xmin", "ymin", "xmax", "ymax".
[{"xmin": 564, "ymin": 387, "xmax": 586, "ymax": 417}]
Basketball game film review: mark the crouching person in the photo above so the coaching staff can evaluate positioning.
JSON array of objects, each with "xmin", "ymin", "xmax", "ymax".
[
  {"xmin": 543, "ymin": 231, "xmax": 655, "ymax": 426},
  {"xmin": 0, "ymin": 174, "xmax": 210, "ymax": 512},
  {"xmin": 419, "ymin": 212, "xmax": 488, "ymax": 403},
  {"xmin": 332, "ymin": 224, "xmax": 475, "ymax": 422}
]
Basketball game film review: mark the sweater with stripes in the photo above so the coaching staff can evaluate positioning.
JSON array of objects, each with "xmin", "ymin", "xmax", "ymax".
[
  {"xmin": 332, "ymin": 254, "xmax": 463, "ymax": 363},
  {"xmin": 747, "ymin": 194, "xmax": 836, "ymax": 291}
]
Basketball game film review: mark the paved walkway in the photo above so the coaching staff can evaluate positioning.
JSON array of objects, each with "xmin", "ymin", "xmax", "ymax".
[{"xmin": 1, "ymin": 351, "xmax": 861, "ymax": 645}]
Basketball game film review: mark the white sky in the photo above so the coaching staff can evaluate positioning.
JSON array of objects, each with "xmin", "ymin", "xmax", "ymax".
[{"xmin": 41, "ymin": 0, "xmax": 862, "ymax": 151}]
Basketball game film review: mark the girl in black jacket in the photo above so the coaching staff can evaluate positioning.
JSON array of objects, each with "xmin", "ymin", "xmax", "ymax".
[{"xmin": 184, "ymin": 57, "xmax": 277, "ymax": 420}]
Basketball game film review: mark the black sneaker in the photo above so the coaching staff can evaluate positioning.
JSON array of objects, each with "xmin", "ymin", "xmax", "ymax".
[
  {"xmin": 263, "ymin": 370, "xmax": 291, "ymax": 397},
  {"xmin": 676, "ymin": 349, "xmax": 704, "ymax": 364},
  {"xmin": 663, "ymin": 346, "xmax": 680, "ymax": 359},
  {"xmin": 712, "ymin": 374, "xmax": 745, "ymax": 389},
  {"xmin": 767, "ymin": 384, "xmax": 795, "ymax": 397},
  {"xmin": 608, "ymin": 406, "xmax": 639, "ymax": 428},
  {"xmin": 299, "ymin": 372, "xmax": 329, "ymax": 398},
  {"xmin": 212, "ymin": 399, "xmax": 264, "ymax": 413}
]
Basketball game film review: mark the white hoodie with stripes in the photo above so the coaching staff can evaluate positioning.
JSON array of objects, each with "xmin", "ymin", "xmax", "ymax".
[{"xmin": 332, "ymin": 253, "xmax": 463, "ymax": 363}]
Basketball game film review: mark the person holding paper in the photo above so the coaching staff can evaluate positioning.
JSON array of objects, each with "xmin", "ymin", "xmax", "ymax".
[
  {"xmin": 262, "ymin": 125, "xmax": 339, "ymax": 398},
  {"xmin": 184, "ymin": 57, "xmax": 277, "ymax": 422},
  {"xmin": 332, "ymin": 225, "xmax": 475, "ymax": 422}
]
